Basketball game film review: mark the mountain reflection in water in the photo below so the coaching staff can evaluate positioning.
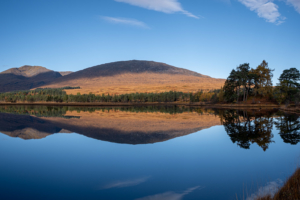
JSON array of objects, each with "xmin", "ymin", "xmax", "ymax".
[{"xmin": 0, "ymin": 105, "xmax": 299, "ymax": 150}]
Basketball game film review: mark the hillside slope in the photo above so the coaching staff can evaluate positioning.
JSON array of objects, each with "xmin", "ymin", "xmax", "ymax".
[
  {"xmin": 43, "ymin": 60, "xmax": 225, "ymax": 95},
  {"xmin": 0, "ymin": 66, "xmax": 71, "ymax": 93}
]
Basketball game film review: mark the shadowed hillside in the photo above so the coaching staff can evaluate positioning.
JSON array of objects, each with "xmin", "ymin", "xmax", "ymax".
[
  {"xmin": 43, "ymin": 60, "xmax": 225, "ymax": 95},
  {"xmin": 0, "ymin": 71, "xmax": 62, "ymax": 93},
  {"xmin": 0, "ymin": 65, "xmax": 73, "ymax": 93}
]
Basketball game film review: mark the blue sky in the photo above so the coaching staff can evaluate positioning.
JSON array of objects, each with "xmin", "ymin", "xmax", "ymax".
[{"xmin": 0, "ymin": 0, "xmax": 299, "ymax": 82}]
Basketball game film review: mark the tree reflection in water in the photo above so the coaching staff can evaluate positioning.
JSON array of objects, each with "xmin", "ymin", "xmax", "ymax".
[
  {"xmin": 275, "ymin": 112, "xmax": 300, "ymax": 145},
  {"xmin": 220, "ymin": 110, "xmax": 275, "ymax": 151}
]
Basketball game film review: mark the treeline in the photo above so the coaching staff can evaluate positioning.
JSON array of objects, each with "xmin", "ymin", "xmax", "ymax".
[
  {"xmin": 0, "ymin": 87, "xmax": 80, "ymax": 103},
  {"xmin": 221, "ymin": 60, "xmax": 300, "ymax": 104},
  {"xmin": 0, "ymin": 87, "xmax": 219, "ymax": 103}
]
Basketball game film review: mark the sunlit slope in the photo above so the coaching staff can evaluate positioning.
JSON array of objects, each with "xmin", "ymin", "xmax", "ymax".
[{"xmin": 43, "ymin": 60, "xmax": 225, "ymax": 94}]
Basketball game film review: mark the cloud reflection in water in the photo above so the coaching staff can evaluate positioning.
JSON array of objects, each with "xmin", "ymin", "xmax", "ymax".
[
  {"xmin": 135, "ymin": 186, "xmax": 202, "ymax": 200},
  {"xmin": 246, "ymin": 179, "xmax": 283, "ymax": 200},
  {"xmin": 101, "ymin": 176, "xmax": 151, "ymax": 189}
]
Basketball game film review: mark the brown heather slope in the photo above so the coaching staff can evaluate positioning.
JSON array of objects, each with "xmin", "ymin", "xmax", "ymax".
[
  {"xmin": 42, "ymin": 60, "xmax": 225, "ymax": 95},
  {"xmin": 0, "ymin": 65, "xmax": 66, "ymax": 93}
]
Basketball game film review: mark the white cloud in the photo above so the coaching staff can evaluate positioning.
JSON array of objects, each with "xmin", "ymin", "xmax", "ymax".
[
  {"xmin": 135, "ymin": 186, "xmax": 202, "ymax": 200},
  {"xmin": 286, "ymin": 0, "xmax": 300, "ymax": 13},
  {"xmin": 101, "ymin": 177, "xmax": 150, "ymax": 189},
  {"xmin": 238, "ymin": 0, "xmax": 285, "ymax": 24},
  {"xmin": 115, "ymin": 0, "xmax": 199, "ymax": 19},
  {"xmin": 101, "ymin": 16, "xmax": 149, "ymax": 28}
]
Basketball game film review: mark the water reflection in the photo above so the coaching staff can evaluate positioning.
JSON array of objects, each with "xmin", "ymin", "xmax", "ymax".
[
  {"xmin": 135, "ymin": 186, "xmax": 202, "ymax": 200},
  {"xmin": 275, "ymin": 113, "xmax": 300, "ymax": 145},
  {"xmin": 1, "ymin": 105, "xmax": 300, "ymax": 200},
  {"xmin": 0, "ymin": 105, "xmax": 221, "ymax": 144},
  {"xmin": 220, "ymin": 110, "xmax": 274, "ymax": 151},
  {"xmin": 101, "ymin": 177, "xmax": 151, "ymax": 189},
  {"xmin": 0, "ymin": 105, "xmax": 300, "ymax": 150}
]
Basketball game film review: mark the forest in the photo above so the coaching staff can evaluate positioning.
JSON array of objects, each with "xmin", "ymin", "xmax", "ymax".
[{"xmin": 0, "ymin": 87, "xmax": 218, "ymax": 104}]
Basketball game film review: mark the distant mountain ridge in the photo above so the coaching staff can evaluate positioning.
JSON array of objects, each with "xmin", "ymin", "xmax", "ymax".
[
  {"xmin": 0, "ymin": 65, "xmax": 73, "ymax": 77},
  {"xmin": 1, "ymin": 65, "xmax": 52, "ymax": 77},
  {"xmin": 0, "ymin": 65, "xmax": 73, "ymax": 93}
]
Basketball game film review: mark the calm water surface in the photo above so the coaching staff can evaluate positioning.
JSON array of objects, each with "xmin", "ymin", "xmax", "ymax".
[{"xmin": 0, "ymin": 106, "xmax": 300, "ymax": 200}]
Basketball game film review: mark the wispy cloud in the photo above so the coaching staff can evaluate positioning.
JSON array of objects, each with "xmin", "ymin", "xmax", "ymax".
[
  {"xmin": 285, "ymin": 0, "xmax": 300, "ymax": 13},
  {"xmin": 101, "ymin": 16, "xmax": 149, "ymax": 28},
  {"xmin": 135, "ymin": 186, "xmax": 202, "ymax": 200},
  {"xmin": 238, "ymin": 0, "xmax": 285, "ymax": 24},
  {"xmin": 115, "ymin": 0, "xmax": 199, "ymax": 19},
  {"xmin": 100, "ymin": 176, "xmax": 150, "ymax": 189},
  {"xmin": 246, "ymin": 179, "xmax": 283, "ymax": 200}
]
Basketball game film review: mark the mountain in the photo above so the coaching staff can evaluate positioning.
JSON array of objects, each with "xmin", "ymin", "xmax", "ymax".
[
  {"xmin": 43, "ymin": 60, "xmax": 225, "ymax": 95},
  {"xmin": 1, "ymin": 65, "xmax": 52, "ymax": 77},
  {"xmin": 0, "ymin": 65, "xmax": 72, "ymax": 93},
  {"xmin": 0, "ymin": 61, "xmax": 224, "ymax": 94}
]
